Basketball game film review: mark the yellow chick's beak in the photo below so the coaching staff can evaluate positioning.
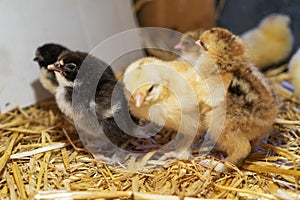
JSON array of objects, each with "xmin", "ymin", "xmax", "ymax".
[
  {"xmin": 133, "ymin": 91, "xmax": 146, "ymax": 107},
  {"xmin": 195, "ymin": 40, "xmax": 201, "ymax": 46}
]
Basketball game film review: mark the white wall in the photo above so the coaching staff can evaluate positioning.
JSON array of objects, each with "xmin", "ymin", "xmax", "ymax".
[{"xmin": 0, "ymin": 0, "xmax": 142, "ymax": 112}]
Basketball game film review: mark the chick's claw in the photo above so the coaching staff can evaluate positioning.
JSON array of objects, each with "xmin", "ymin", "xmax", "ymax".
[{"xmin": 200, "ymin": 159, "xmax": 227, "ymax": 176}]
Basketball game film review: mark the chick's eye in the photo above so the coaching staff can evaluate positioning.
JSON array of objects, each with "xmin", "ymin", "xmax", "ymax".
[
  {"xmin": 148, "ymin": 85, "xmax": 154, "ymax": 93},
  {"xmin": 183, "ymin": 41, "xmax": 190, "ymax": 46},
  {"xmin": 65, "ymin": 63, "xmax": 77, "ymax": 71},
  {"xmin": 200, "ymin": 41, "xmax": 208, "ymax": 51}
]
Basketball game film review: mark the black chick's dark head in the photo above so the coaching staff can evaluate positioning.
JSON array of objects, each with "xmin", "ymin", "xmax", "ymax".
[
  {"xmin": 34, "ymin": 43, "xmax": 69, "ymax": 68},
  {"xmin": 49, "ymin": 51, "xmax": 88, "ymax": 82}
]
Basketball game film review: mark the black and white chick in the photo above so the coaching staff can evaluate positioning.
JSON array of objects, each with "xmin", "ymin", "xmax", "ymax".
[
  {"xmin": 33, "ymin": 43, "xmax": 70, "ymax": 94},
  {"xmin": 47, "ymin": 51, "xmax": 153, "ymax": 154}
]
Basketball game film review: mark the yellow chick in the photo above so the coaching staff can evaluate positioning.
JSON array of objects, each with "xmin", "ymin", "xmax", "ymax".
[
  {"xmin": 123, "ymin": 53, "xmax": 234, "ymax": 158},
  {"xmin": 197, "ymin": 28, "xmax": 279, "ymax": 170},
  {"xmin": 288, "ymin": 48, "xmax": 300, "ymax": 98},
  {"xmin": 123, "ymin": 57, "xmax": 208, "ymax": 132},
  {"xmin": 241, "ymin": 13, "xmax": 293, "ymax": 69},
  {"xmin": 123, "ymin": 56, "xmax": 231, "ymax": 158},
  {"xmin": 174, "ymin": 29, "xmax": 204, "ymax": 63}
]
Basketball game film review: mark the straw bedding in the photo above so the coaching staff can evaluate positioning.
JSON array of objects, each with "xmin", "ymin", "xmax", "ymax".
[{"xmin": 0, "ymin": 66, "xmax": 299, "ymax": 199}]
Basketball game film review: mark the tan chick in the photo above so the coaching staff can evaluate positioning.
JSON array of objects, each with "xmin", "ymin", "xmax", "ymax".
[
  {"xmin": 123, "ymin": 57, "xmax": 220, "ymax": 158},
  {"xmin": 288, "ymin": 48, "xmax": 300, "ymax": 99},
  {"xmin": 174, "ymin": 29, "xmax": 204, "ymax": 63},
  {"xmin": 197, "ymin": 28, "xmax": 279, "ymax": 170},
  {"xmin": 241, "ymin": 13, "xmax": 293, "ymax": 69}
]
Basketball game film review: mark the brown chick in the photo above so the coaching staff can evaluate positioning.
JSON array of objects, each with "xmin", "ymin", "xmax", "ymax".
[
  {"xmin": 174, "ymin": 29, "xmax": 204, "ymax": 63},
  {"xmin": 241, "ymin": 13, "xmax": 293, "ymax": 69},
  {"xmin": 123, "ymin": 57, "xmax": 218, "ymax": 158},
  {"xmin": 197, "ymin": 28, "xmax": 279, "ymax": 169}
]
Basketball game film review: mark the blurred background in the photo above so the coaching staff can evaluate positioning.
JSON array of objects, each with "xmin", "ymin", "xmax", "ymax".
[
  {"xmin": 134, "ymin": 0, "xmax": 300, "ymax": 54},
  {"xmin": 0, "ymin": 0, "xmax": 299, "ymax": 112}
]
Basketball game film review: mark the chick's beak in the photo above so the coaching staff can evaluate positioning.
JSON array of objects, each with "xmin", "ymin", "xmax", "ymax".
[
  {"xmin": 133, "ymin": 91, "xmax": 146, "ymax": 107},
  {"xmin": 195, "ymin": 40, "xmax": 201, "ymax": 46},
  {"xmin": 174, "ymin": 42, "xmax": 184, "ymax": 50},
  {"xmin": 47, "ymin": 62, "xmax": 62, "ymax": 73}
]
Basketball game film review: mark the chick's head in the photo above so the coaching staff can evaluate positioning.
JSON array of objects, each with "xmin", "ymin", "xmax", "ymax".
[
  {"xmin": 175, "ymin": 31, "xmax": 200, "ymax": 51},
  {"xmin": 34, "ymin": 43, "xmax": 69, "ymax": 68},
  {"xmin": 197, "ymin": 28, "xmax": 247, "ymax": 72},
  {"xmin": 259, "ymin": 14, "xmax": 290, "ymax": 34},
  {"xmin": 132, "ymin": 83, "xmax": 164, "ymax": 107},
  {"xmin": 123, "ymin": 58, "xmax": 169, "ymax": 107},
  {"xmin": 175, "ymin": 31, "xmax": 204, "ymax": 60},
  {"xmin": 48, "ymin": 51, "xmax": 87, "ymax": 86}
]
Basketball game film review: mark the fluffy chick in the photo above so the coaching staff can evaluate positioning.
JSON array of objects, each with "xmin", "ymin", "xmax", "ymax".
[
  {"xmin": 34, "ymin": 43, "xmax": 70, "ymax": 93},
  {"xmin": 174, "ymin": 29, "xmax": 204, "ymax": 63},
  {"xmin": 198, "ymin": 28, "xmax": 279, "ymax": 168},
  {"xmin": 48, "ymin": 51, "xmax": 141, "ymax": 149},
  {"xmin": 288, "ymin": 47, "xmax": 300, "ymax": 98},
  {"xmin": 123, "ymin": 56, "xmax": 227, "ymax": 158},
  {"xmin": 241, "ymin": 13, "xmax": 293, "ymax": 69}
]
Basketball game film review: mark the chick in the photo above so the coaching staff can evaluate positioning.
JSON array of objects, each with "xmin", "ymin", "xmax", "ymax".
[
  {"xmin": 33, "ymin": 43, "xmax": 70, "ymax": 93},
  {"xmin": 197, "ymin": 28, "xmax": 279, "ymax": 169},
  {"xmin": 47, "ymin": 51, "xmax": 147, "ymax": 154},
  {"xmin": 288, "ymin": 48, "xmax": 300, "ymax": 98},
  {"xmin": 174, "ymin": 29, "xmax": 204, "ymax": 63},
  {"xmin": 124, "ymin": 57, "xmax": 204, "ymax": 129},
  {"xmin": 241, "ymin": 14, "xmax": 293, "ymax": 69},
  {"xmin": 122, "ymin": 55, "xmax": 232, "ymax": 158}
]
